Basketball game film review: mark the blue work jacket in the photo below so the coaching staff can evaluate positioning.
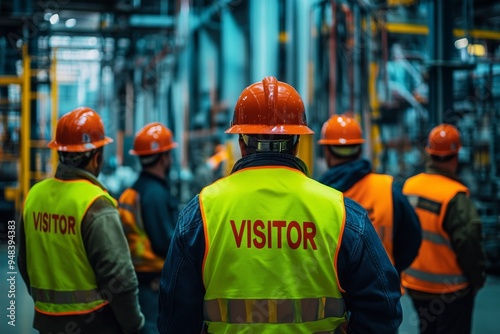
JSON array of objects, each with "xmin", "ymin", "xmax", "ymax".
[{"xmin": 158, "ymin": 153, "xmax": 402, "ymax": 334}]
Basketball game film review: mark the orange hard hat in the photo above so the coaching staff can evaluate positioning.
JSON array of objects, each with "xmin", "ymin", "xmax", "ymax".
[
  {"xmin": 317, "ymin": 115, "xmax": 365, "ymax": 145},
  {"xmin": 225, "ymin": 76, "xmax": 314, "ymax": 135},
  {"xmin": 130, "ymin": 122, "xmax": 177, "ymax": 156},
  {"xmin": 47, "ymin": 106, "xmax": 113, "ymax": 152},
  {"xmin": 426, "ymin": 123, "xmax": 461, "ymax": 156}
]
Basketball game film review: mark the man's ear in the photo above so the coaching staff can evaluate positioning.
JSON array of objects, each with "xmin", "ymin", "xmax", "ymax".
[
  {"xmin": 238, "ymin": 137, "xmax": 247, "ymax": 156},
  {"xmin": 93, "ymin": 150, "xmax": 103, "ymax": 167}
]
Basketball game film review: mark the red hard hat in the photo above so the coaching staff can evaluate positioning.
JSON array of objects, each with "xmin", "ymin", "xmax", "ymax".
[
  {"xmin": 130, "ymin": 122, "xmax": 177, "ymax": 156},
  {"xmin": 47, "ymin": 106, "xmax": 113, "ymax": 152},
  {"xmin": 317, "ymin": 115, "xmax": 365, "ymax": 145},
  {"xmin": 426, "ymin": 123, "xmax": 461, "ymax": 156},
  {"xmin": 225, "ymin": 76, "xmax": 314, "ymax": 135}
]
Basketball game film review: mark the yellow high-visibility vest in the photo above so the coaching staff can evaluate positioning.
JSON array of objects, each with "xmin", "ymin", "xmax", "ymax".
[
  {"xmin": 200, "ymin": 166, "xmax": 347, "ymax": 333},
  {"xmin": 24, "ymin": 178, "xmax": 116, "ymax": 315}
]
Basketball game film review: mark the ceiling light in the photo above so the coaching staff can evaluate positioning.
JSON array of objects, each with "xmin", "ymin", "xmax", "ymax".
[
  {"xmin": 65, "ymin": 18, "xmax": 77, "ymax": 28},
  {"xmin": 454, "ymin": 38, "xmax": 468, "ymax": 49},
  {"xmin": 49, "ymin": 14, "xmax": 59, "ymax": 25}
]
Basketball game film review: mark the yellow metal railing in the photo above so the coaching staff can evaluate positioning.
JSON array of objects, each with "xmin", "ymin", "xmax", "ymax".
[
  {"xmin": 20, "ymin": 44, "xmax": 31, "ymax": 210},
  {"xmin": 384, "ymin": 23, "xmax": 500, "ymax": 40},
  {"xmin": 1, "ymin": 44, "xmax": 58, "ymax": 215}
]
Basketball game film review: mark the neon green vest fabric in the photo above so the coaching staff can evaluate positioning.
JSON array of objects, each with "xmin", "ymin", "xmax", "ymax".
[
  {"xmin": 200, "ymin": 166, "xmax": 347, "ymax": 334},
  {"xmin": 23, "ymin": 178, "xmax": 116, "ymax": 315}
]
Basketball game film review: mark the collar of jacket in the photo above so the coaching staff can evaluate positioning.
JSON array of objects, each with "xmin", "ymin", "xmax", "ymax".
[
  {"xmin": 230, "ymin": 152, "xmax": 310, "ymax": 176},
  {"xmin": 318, "ymin": 158, "xmax": 372, "ymax": 192},
  {"xmin": 425, "ymin": 162, "xmax": 463, "ymax": 184},
  {"xmin": 138, "ymin": 170, "xmax": 169, "ymax": 186},
  {"xmin": 55, "ymin": 163, "xmax": 109, "ymax": 191}
]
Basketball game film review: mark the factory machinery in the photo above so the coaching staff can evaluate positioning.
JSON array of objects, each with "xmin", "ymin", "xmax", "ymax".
[{"xmin": 0, "ymin": 0, "xmax": 499, "ymax": 272}]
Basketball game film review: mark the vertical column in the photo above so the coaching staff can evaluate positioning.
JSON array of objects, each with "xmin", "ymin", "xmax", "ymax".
[
  {"xmin": 250, "ymin": 0, "xmax": 279, "ymax": 82},
  {"xmin": 427, "ymin": 0, "xmax": 454, "ymax": 126}
]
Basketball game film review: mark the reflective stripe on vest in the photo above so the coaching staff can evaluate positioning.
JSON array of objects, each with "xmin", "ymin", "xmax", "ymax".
[
  {"xmin": 402, "ymin": 173, "xmax": 470, "ymax": 293},
  {"xmin": 118, "ymin": 188, "xmax": 165, "ymax": 272},
  {"xmin": 31, "ymin": 287, "xmax": 103, "ymax": 304},
  {"xmin": 200, "ymin": 167, "xmax": 346, "ymax": 333},
  {"xmin": 404, "ymin": 268, "xmax": 467, "ymax": 285},
  {"xmin": 23, "ymin": 178, "xmax": 115, "ymax": 315},
  {"xmin": 205, "ymin": 297, "xmax": 346, "ymax": 324},
  {"xmin": 343, "ymin": 173, "xmax": 394, "ymax": 264},
  {"xmin": 422, "ymin": 230, "xmax": 451, "ymax": 247}
]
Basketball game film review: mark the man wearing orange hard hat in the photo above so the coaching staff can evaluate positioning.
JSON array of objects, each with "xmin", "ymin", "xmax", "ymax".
[
  {"xmin": 317, "ymin": 114, "xmax": 422, "ymax": 276},
  {"xmin": 158, "ymin": 77, "xmax": 402, "ymax": 333},
  {"xmin": 18, "ymin": 106, "xmax": 144, "ymax": 333},
  {"xmin": 402, "ymin": 123, "xmax": 486, "ymax": 334},
  {"xmin": 118, "ymin": 122, "xmax": 179, "ymax": 334}
]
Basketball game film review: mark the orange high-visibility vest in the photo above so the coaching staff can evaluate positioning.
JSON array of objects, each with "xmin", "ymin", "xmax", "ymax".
[
  {"xmin": 344, "ymin": 173, "xmax": 394, "ymax": 264},
  {"xmin": 200, "ymin": 166, "xmax": 347, "ymax": 334},
  {"xmin": 118, "ymin": 188, "xmax": 165, "ymax": 272},
  {"xmin": 402, "ymin": 173, "xmax": 469, "ymax": 293}
]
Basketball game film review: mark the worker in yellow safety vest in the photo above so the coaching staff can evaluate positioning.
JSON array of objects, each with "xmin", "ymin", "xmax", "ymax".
[
  {"xmin": 402, "ymin": 123, "xmax": 486, "ymax": 334},
  {"xmin": 119, "ymin": 122, "xmax": 179, "ymax": 334},
  {"xmin": 317, "ymin": 114, "xmax": 422, "ymax": 274},
  {"xmin": 18, "ymin": 106, "xmax": 144, "ymax": 334},
  {"xmin": 157, "ymin": 76, "xmax": 403, "ymax": 334}
]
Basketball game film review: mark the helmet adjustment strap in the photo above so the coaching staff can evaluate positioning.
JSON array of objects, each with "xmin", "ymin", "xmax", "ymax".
[{"xmin": 242, "ymin": 134, "xmax": 298, "ymax": 153}]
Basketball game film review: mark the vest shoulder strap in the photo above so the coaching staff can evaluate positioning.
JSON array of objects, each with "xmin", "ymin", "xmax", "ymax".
[{"xmin": 118, "ymin": 188, "xmax": 145, "ymax": 231}]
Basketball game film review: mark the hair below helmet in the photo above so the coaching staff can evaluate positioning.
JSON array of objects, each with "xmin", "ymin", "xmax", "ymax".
[
  {"xmin": 225, "ymin": 76, "xmax": 314, "ymax": 135},
  {"xmin": 426, "ymin": 123, "xmax": 461, "ymax": 156},
  {"xmin": 47, "ymin": 106, "xmax": 113, "ymax": 152},
  {"xmin": 317, "ymin": 115, "xmax": 364, "ymax": 145}
]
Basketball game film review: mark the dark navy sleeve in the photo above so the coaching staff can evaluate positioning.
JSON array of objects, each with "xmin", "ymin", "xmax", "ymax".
[
  {"xmin": 391, "ymin": 180, "xmax": 422, "ymax": 273},
  {"xmin": 338, "ymin": 198, "xmax": 403, "ymax": 334},
  {"xmin": 158, "ymin": 195, "xmax": 205, "ymax": 334},
  {"xmin": 138, "ymin": 177, "xmax": 180, "ymax": 258}
]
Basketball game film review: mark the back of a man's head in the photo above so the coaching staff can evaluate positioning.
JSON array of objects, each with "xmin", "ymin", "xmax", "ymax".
[
  {"xmin": 47, "ymin": 106, "xmax": 113, "ymax": 171},
  {"xmin": 226, "ymin": 76, "xmax": 313, "ymax": 156},
  {"xmin": 318, "ymin": 114, "xmax": 364, "ymax": 161}
]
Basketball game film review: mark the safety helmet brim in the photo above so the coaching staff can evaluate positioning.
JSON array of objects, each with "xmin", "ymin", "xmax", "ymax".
[
  {"xmin": 425, "ymin": 146, "xmax": 460, "ymax": 156},
  {"xmin": 129, "ymin": 142, "xmax": 178, "ymax": 156},
  {"xmin": 47, "ymin": 136, "xmax": 113, "ymax": 152},
  {"xmin": 317, "ymin": 138, "xmax": 365, "ymax": 145},
  {"xmin": 225, "ymin": 124, "xmax": 314, "ymax": 135}
]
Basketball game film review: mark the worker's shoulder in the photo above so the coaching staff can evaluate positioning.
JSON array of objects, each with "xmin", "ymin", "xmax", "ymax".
[
  {"xmin": 88, "ymin": 195, "xmax": 119, "ymax": 215},
  {"xmin": 343, "ymin": 197, "xmax": 370, "ymax": 233},
  {"xmin": 175, "ymin": 194, "xmax": 203, "ymax": 233}
]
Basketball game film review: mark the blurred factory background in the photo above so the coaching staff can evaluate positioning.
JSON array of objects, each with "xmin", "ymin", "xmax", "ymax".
[
  {"xmin": 1, "ymin": 0, "xmax": 500, "ymax": 267},
  {"xmin": 1, "ymin": 1, "xmax": 500, "ymax": 333}
]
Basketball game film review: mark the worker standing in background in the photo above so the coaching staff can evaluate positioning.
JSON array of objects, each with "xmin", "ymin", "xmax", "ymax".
[
  {"xmin": 402, "ymin": 123, "xmax": 486, "ymax": 334},
  {"xmin": 18, "ymin": 107, "xmax": 144, "ymax": 334},
  {"xmin": 317, "ymin": 114, "xmax": 422, "ymax": 274},
  {"xmin": 158, "ymin": 76, "xmax": 402, "ymax": 334},
  {"xmin": 119, "ymin": 122, "xmax": 179, "ymax": 334}
]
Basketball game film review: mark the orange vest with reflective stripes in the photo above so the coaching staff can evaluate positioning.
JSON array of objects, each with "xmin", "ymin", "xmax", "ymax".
[
  {"xmin": 402, "ymin": 173, "xmax": 469, "ymax": 293},
  {"xmin": 118, "ymin": 188, "xmax": 165, "ymax": 272},
  {"xmin": 344, "ymin": 173, "xmax": 394, "ymax": 264},
  {"xmin": 200, "ymin": 166, "xmax": 347, "ymax": 334}
]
